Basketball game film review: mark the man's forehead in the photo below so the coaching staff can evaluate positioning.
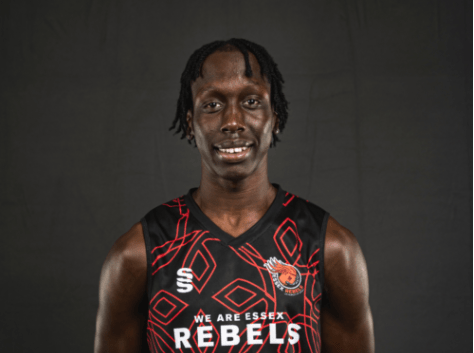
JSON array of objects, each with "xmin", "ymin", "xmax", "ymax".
[
  {"xmin": 192, "ymin": 50, "xmax": 268, "ymax": 94},
  {"xmin": 201, "ymin": 50, "xmax": 250, "ymax": 74}
]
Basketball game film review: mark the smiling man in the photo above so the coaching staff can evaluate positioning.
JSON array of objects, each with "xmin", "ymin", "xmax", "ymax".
[{"xmin": 94, "ymin": 38, "xmax": 374, "ymax": 353}]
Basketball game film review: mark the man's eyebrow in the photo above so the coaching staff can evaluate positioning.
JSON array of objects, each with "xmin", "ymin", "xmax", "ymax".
[
  {"xmin": 196, "ymin": 86, "xmax": 220, "ymax": 95},
  {"xmin": 196, "ymin": 81, "xmax": 262, "ymax": 96}
]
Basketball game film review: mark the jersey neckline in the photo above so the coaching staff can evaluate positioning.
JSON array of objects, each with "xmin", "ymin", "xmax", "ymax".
[{"xmin": 184, "ymin": 184, "xmax": 286, "ymax": 247}]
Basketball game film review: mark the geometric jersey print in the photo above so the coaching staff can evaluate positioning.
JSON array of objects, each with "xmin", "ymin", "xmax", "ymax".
[{"xmin": 142, "ymin": 185, "xmax": 328, "ymax": 353}]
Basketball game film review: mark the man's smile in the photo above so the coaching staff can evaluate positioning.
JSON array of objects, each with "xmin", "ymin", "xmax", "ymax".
[
  {"xmin": 214, "ymin": 145, "xmax": 252, "ymax": 163},
  {"xmin": 217, "ymin": 146, "xmax": 249, "ymax": 154}
]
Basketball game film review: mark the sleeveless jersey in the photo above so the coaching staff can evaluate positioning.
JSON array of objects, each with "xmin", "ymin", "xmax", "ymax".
[{"xmin": 141, "ymin": 185, "xmax": 329, "ymax": 353}]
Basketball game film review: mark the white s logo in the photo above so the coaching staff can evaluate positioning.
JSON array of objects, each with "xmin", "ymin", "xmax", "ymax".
[{"xmin": 177, "ymin": 268, "xmax": 193, "ymax": 293}]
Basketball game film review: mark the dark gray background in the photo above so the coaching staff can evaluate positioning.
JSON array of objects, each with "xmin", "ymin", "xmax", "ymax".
[{"xmin": 1, "ymin": 0, "xmax": 472, "ymax": 352}]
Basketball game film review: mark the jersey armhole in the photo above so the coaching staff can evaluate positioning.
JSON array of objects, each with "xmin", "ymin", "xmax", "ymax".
[
  {"xmin": 140, "ymin": 217, "xmax": 153, "ymax": 302},
  {"xmin": 320, "ymin": 211, "xmax": 330, "ymax": 296}
]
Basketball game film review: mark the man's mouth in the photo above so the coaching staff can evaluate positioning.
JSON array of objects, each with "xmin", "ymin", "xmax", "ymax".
[
  {"xmin": 214, "ymin": 145, "xmax": 252, "ymax": 162},
  {"xmin": 217, "ymin": 146, "xmax": 249, "ymax": 154}
]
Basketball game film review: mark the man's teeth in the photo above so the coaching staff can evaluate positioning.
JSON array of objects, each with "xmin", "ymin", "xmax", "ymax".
[{"xmin": 218, "ymin": 147, "xmax": 249, "ymax": 154}]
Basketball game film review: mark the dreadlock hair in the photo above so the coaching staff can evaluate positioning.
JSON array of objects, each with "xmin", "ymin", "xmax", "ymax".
[{"xmin": 169, "ymin": 38, "xmax": 289, "ymax": 147}]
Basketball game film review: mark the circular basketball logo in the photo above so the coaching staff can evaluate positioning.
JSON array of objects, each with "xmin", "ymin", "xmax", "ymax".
[{"xmin": 264, "ymin": 257, "xmax": 303, "ymax": 296}]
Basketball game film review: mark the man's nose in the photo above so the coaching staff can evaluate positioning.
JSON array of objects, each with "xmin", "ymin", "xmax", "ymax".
[{"xmin": 221, "ymin": 103, "xmax": 245, "ymax": 133}]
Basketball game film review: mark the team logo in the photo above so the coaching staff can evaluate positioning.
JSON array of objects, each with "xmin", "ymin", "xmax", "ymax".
[
  {"xmin": 264, "ymin": 257, "xmax": 303, "ymax": 296},
  {"xmin": 176, "ymin": 268, "xmax": 193, "ymax": 293}
]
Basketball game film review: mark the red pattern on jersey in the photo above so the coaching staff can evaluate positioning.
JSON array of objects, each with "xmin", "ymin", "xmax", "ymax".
[{"xmin": 146, "ymin": 192, "xmax": 322, "ymax": 353}]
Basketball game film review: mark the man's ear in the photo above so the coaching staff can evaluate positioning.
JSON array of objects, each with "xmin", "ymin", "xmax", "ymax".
[
  {"xmin": 272, "ymin": 112, "xmax": 280, "ymax": 135},
  {"xmin": 186, "ymin": 110, "xmax": 194, "ymax": 140}
]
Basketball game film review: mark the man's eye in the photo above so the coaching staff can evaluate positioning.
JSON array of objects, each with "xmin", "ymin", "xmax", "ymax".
[
  {"xmin": 205, "ymin": 102, "xmax": 220, "ymax": 109},
  {"xmin": 245, "ymin": 99, "xmax": 260, "ymax": 107}
]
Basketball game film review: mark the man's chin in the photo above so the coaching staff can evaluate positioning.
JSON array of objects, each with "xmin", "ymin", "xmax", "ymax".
[
  {"xmin": 214, "ymin": 162, "xmax": 262, "ymax": 183},
  {"xmin": 202, "ymin": 155, "xmax": 265, "ymax": 182},
  {"xmin": 219, "ymin": 168, "xmax": 253, "ymax": 182}
]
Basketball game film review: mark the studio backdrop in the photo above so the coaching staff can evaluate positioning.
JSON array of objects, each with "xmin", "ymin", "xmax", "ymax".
[{"xmin": 1, "ymin": 0, "xmax": 472, "ymax": 352}]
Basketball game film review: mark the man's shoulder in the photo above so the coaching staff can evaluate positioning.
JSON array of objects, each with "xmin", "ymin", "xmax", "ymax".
[
  {"xmin": 323, "ymin": 216, "xmax": 366, "ymax": 292},
  {"xmin": 105, "ymin": 222, "xmax": 146, "ymax": 272},
  {"xmin": 143, "ymin": 193, "xmax": 191, "ymax": 221},
  {"xmin": 320, "ymin": 215, "xmax": 373, "ymax": 351},
  {"xmin": 281, "ymin": 189, "xmax": 328, "ymax": 224},
  {"xmin": 325, "ymin": 216, "xmax": 358, "ymax": 255},
  {"xmin": 280, "ymin": 192, "xmax": 357, "ymax": 261}
]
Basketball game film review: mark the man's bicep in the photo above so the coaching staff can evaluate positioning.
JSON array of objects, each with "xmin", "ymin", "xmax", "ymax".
[
  {"xmin": 94, "ymin": 223, "xmax": 148, "ymax": 353},
  {"xmin": 321, "ymin": 217, "xmax": 374, "ymax": 353}
]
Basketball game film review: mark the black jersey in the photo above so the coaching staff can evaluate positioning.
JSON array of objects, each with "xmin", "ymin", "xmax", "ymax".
[{"xmin": 141, "ymin": 185, "xmax": 329, "ymax": 353}]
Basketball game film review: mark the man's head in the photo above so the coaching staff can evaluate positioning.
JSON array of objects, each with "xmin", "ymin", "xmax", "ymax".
[
  {"xmin": 170, "ymin": 39, "xmax": 288, "ymax": 182},
  {"xmin": 170, "ymin": 38, "xmax": 288, "ymax": 146}
]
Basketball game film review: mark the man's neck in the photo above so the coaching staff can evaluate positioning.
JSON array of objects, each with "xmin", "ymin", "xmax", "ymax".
[
  {"xmin": 191, "ymin": 157, "xmax": 279, "ymax": 237},
  {"xmin": 195, "ymin": 173, "xmax": 275, "ymax": 215},
  {"xmin": 193, "ymin": 173, "xmax": 276, "ymax": 238}
]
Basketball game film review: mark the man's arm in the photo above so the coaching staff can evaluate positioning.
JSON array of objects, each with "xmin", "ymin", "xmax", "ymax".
[
  {"xmin": 321, "ymin": 216, "xmax": 375, "ymax": 353},
  {"xmin": 94, "ymin": 222, "xmax": 149, "ymax": 353}
]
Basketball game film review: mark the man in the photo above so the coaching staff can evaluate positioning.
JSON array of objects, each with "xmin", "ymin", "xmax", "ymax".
[{"xmin": 94, "ymin": 38, "xmax": 374, "ymax": 353}]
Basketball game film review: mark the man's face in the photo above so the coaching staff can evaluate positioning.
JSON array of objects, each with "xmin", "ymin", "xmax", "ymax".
[{"xmin": 187, "ymin": 49, "xmax": 277, "ymax": 181}]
